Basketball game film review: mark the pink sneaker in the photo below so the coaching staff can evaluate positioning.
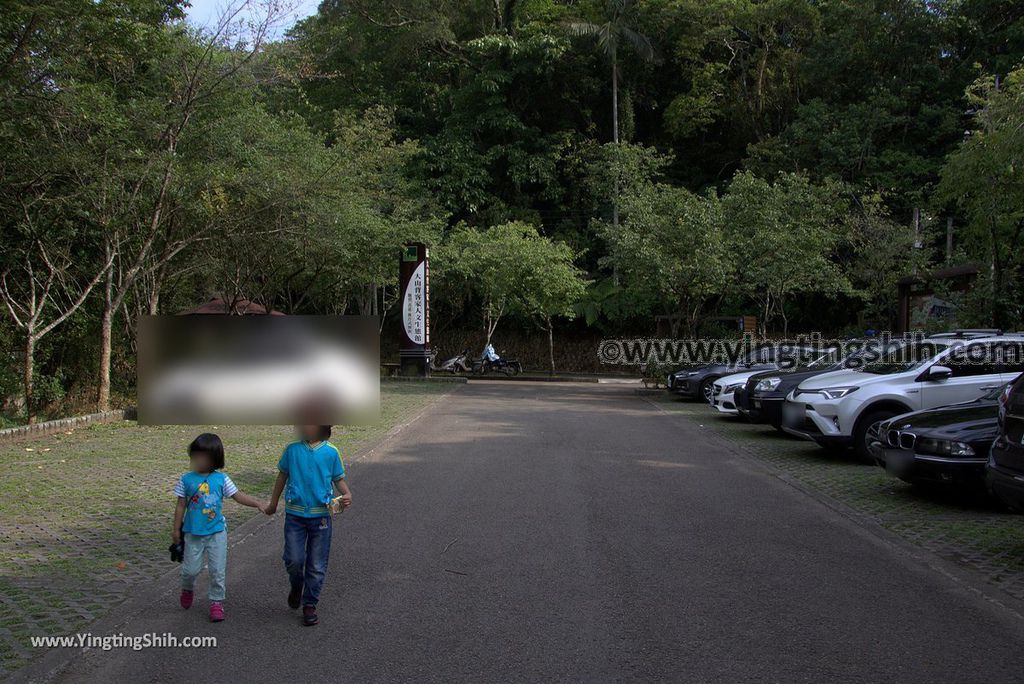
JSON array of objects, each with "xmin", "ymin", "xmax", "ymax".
[
  {"xmin": 209, "ymin": 602, "xmax": 225, "ymax": 622},
  {"xmin": 179, "ymin": 590, "xmax": 193, "ymax": 609}
]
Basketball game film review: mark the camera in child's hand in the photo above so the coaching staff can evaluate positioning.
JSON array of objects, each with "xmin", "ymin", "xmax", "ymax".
[{"xmin": 169, "ymin": 541, "xmax": 184, "ymax": 563}]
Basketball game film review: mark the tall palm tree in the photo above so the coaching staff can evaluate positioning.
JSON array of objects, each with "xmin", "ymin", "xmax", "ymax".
[
  {"xmin": 567, "ymin": 1, "xmax": 654, "ymax": 229},
  {"xmin": 567, "ymin": 0, "xmax": 655, "ymax": 146}
]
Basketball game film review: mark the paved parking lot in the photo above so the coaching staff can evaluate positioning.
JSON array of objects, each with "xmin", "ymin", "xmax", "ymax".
[
  {"xmin": 33, "ymin": 381, "xmax": 1024, "ymax": 683},
  {"xmin": 646, "ymin": 390, "xmax": 1024, "ymax": 605}
]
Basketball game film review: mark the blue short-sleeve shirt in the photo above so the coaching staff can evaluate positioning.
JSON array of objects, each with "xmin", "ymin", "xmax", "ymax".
[
  {"xmin": 277, "ymin": 441, "xmax": 345, "ymax": 517},
  {"xmin": 175, "ymin": 471, "xmax": 237, "ymax": 535}
]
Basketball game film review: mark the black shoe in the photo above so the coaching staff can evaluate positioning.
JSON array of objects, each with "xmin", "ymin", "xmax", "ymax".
[
  {"xmin": 302, "ymin": 605, "xmax": 319, "ymax": 626},
  {"xmin": 288, "ymin": 584, "xmax": 303, "ymax": 610}
]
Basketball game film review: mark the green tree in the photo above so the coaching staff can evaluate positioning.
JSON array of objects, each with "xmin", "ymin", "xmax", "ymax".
[
  {"xmin": 938, "ymin": 65, "xmax": 1024, "ymax": 328},
  {"xmin": 436, "ymin": 222, "xmax": 585, "ymax": 362},
  {"xmin": 566, "ymin": 0, "xmax": 655, "ymax": 146},
  {"xmin": 721, "ymin": 172, "xmax": 850, "ymax": 337},
  {"xmin": 567, "ymin": 0, "xmax": 655, "ymax": 230},
  {"xmin": 602, "ymin": 184, "xmax": 730, "ymax": 337}
]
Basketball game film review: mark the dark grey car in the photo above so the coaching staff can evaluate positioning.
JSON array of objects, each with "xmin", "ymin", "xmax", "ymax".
[{"xmin": 667, "ymin": 346, "xmax": 812, "ymax": 403}]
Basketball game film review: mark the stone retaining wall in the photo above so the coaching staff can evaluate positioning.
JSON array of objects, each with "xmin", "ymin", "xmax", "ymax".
[{"xmin": 0, "ymin": 410, "xmax": 131, "ymax": 441}]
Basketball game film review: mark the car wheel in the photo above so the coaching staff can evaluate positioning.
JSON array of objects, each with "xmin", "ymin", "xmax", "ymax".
[
  {"xmin": 700, "ymin": 378, "xmax": 717, "ymax": 404},
  {"xmin": 853, "ymin": 409, "xmax": 900, "ymax": 463}
]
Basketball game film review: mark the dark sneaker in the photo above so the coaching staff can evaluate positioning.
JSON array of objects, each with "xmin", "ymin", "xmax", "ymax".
[
  {"xmin": 209, "ymin": 602, "xmax": 225, "ymax": 622},
  {"xmin": 180, "ymin": 590, "xmax": 194, "ymax": 610},
  {"xmin": 288, "ymin": 583, "xmax": 303, "ymax": 610},
  {"xmin": 302, "ymin": 605, "xmax": 318, "ymax": 626}
]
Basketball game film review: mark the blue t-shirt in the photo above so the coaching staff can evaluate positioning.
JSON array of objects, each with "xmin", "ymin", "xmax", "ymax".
[
  {"xmin": 277, "ymin": 441, "xmax": 345, "ymax": 517},
  {"xmin": 175, "ymin": 471, "xmax": 237, "ymax": 535}
]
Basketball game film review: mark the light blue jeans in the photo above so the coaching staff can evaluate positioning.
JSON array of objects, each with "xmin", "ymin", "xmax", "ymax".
[{"xmin": 181, "ymin": 529, "xmax": 228, "ymax": 602}]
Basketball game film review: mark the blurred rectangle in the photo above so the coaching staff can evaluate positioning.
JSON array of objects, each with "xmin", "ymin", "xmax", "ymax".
[{"xmin": 137, "ymin": 316, "xmax": 379, "ymax": 425}]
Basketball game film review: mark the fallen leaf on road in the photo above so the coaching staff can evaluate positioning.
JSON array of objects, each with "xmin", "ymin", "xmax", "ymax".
[{"xmin": 115, "ymin": 562, "xmax": 127, "ymax": 569}]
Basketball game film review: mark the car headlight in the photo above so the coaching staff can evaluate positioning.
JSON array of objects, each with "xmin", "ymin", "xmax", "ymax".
[
  {"xmin": 818, "ymin": 386, "xmax": 859, "ymax": 399},
  {"xmin": 684, "ymin": 371, "xmax": 699, "ymax": 377},
  {"xmin": 755, "ymin": 377, "xmax": 782, "ymax": 392},
  {"xmin": 916, "ymin": 438, "xmax": 975, "ymax": 457},
  {"xmin": 724, "ymin": 382, "xmax": 744, "ymax": 393}
]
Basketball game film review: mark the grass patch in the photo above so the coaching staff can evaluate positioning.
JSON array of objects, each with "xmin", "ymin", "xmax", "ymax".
[{"xmin": 0, "ymin": 381, "xmax": 452, "ymax": 678}]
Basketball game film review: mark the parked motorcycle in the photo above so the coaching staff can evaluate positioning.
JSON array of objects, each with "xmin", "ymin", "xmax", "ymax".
[
  {"xmin": 432, "ymin": 345, "xmax": 522, "ymax": 376},
  {"xmin": 433, "ymin": 349, "xmax": 473, "ymax": 373},
  {"xmin": 478, "ymin": 344, "xmax": 522, "ymax": 376}
]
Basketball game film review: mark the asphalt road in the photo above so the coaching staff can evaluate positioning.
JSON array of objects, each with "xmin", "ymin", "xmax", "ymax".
[{"xmin": 40, "ymin": 382, "xmax": 1024, "ymax": 682}]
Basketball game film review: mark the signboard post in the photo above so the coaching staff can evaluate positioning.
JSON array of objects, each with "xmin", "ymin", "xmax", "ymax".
[{"xmin": 399, "ymin": 243, "xmax": 430, "ymax": 376}]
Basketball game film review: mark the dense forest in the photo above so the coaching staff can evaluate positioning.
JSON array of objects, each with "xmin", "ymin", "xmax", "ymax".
[{"xmin": 1, "ymin": 0, "xmax": 1023, "ymax": 422}]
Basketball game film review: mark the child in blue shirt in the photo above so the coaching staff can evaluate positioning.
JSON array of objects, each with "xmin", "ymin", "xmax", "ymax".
[
  {"xmin": 172, "ymin": 433, "xmax": 266, "ymax": 622},
  {"xmin": 264, "ymin": 425, "xmax": 352, "ymax": 626}
]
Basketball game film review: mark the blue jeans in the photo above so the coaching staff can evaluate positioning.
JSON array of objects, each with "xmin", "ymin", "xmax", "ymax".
[
  {"xmin": 181, "ymin": 529, "xmax": 228, "ymax": 602},
  {"xmin": 283, "ymin": 514, "xmax": 332, "ymax": 607}
]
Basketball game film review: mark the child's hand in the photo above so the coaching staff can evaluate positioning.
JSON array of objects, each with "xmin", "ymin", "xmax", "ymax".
[
  {"xmin": 172, "ymin": 530, "xmax": 182, "ymax": 545},
  {"xmin": 340, "ymin": 494, "xmax": 352, "ymax": 509},
  {"xmin": 263, "ymin": 502, "xmax": 277, "ymax": 515}
]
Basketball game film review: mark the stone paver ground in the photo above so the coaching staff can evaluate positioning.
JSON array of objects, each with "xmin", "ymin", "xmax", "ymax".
[
  {"xmin": 0, "ymin": 382, "xmax": 452, "ymax": 679},
  {"xmin": 646, "ymin": 391, "xmax": 1024, "ymax": 603}
]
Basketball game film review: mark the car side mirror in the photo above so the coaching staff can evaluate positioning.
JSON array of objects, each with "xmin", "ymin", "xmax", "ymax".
[{"xmin": 924, "ymin": 365, "xmax": 953, "ymax": 381}]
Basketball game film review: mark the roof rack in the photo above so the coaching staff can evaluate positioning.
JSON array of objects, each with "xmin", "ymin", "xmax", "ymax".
[{"xmin": 927, "ymin": 329, "xmax": 1004, "ymax": 339}]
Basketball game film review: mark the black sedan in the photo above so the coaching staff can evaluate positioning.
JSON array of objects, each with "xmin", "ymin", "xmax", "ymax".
[
  {"xmin": 734, "ymin": 360, "xmax": 840, "ymax": 431},
  {"xmin": 667, "ymin": 345, "xmax": 812, "ymax": 403},
  {"xmin": 987, "ymin": 373, "xmax": 1024, "ymax": 510},
  {"xmin": 870, "ymin": 385, "xmax": 1006, "ymax": 487}
]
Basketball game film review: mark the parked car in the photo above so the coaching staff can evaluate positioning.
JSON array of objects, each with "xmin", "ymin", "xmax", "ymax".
[
  {"xmin": 734, "ymin": 346, "xmax": 868, "ymax": 430},
  {"xmin": 987, "ymin": 373, "xmax": 1024, "ymax": 510},
  {"xmin": 782, "ymin": 335, "xmax": 1024, "ymax": 460},
  {"xmin": 714, "ymin": 350, "xmax": 833, "ymax": 415},
  {"xmin": 870, "ymin": 383, "xmax": 1008, "ymax": 487},
  {"xmin": 734, "ymin": 333, "xmax": 981, "ymax": 428},
  {"xmin": 667, "ymin": 345, "xmax": 815, "ymax": 403}
]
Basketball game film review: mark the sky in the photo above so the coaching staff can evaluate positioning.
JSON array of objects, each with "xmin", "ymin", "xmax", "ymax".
[{"xmin": 184, "ymin": 0, "xmax": 321, "ymax": 37}]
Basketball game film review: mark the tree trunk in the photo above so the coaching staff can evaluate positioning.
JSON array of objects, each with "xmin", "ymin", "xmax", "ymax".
[
  {"xmin": 24, "ymin": 334, "xmax": 35, "ymax": 424},
  {"xmin": 611, "ymin": 49, "xmax": 619, "ymax": 145},
  {"xmin": 98, "ymin": 304, "xmax": 113, "ymax": 412},
  {"xmin": 611, "ymin": 49, "xmax": 620, "ymax": 232},
  {"xmin": 547, "ymin": 316, "xmax": 555, "ymax": 376},
  {"xmin": 148, "ymin": 283, "xmax": 161, "ymax": 315}
]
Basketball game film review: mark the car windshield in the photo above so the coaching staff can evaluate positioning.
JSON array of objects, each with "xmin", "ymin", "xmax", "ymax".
[
  {"xmin": 821, "ymin": 340, "xmax": 898, "ymax": 370},
  {"xmin": 796, "ymin": 350, "xmax": 838, "ymax": 370},
  {"xmin": 858, "ymin": 341, "xmax": 950, "ymax": 375}
]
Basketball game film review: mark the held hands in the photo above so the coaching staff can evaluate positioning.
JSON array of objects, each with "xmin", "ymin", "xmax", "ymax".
[{"xmin": 262, "ymin": 501, "xmax": 278, "ymax": 516}]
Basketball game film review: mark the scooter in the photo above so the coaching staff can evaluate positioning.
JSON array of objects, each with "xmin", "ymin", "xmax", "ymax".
[{"xmin": 434, "ymin": 349, "xmax": 473, "ymax": 373}]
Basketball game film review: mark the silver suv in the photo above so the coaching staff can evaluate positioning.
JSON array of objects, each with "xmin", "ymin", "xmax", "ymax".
[{"xmin": 782, "ymin": 335, "xmax": 1024, "ymax": 460}]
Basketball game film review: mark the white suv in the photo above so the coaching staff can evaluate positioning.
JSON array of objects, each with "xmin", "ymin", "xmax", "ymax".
[{"xmin": 782, "ymin": 335, "xmax": 1024, "ymax": 460}]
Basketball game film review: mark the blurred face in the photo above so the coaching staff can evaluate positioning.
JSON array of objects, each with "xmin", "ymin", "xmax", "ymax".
[
  {"xmin": 298, "ymin": 425, "xmax": 322, "ymax": 442},
  {"xmin": 189, "ymin": 451, "xmax": 214, "ymax": 473}
]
